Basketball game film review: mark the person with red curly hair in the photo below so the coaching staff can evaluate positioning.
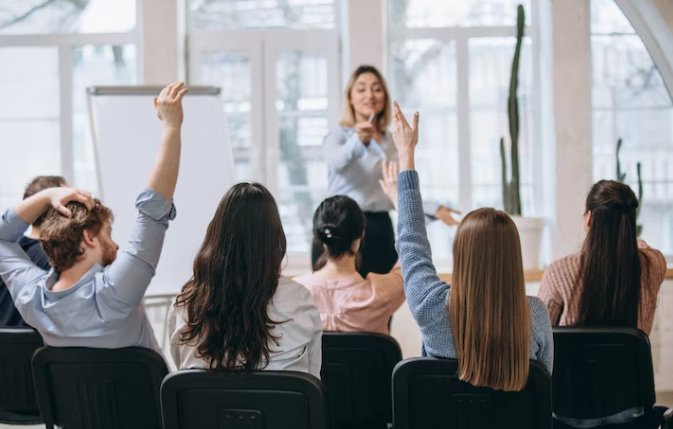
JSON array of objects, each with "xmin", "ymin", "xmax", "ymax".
[{"xmin": 0, "ymin": 82, "xmax": 188, "ymax": 353}]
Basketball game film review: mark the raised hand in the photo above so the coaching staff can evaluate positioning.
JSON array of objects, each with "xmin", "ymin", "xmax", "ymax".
[
  {"xmin": 355, "ymin": 121, "xmax": 375, "ymax": 145},
  {"xmin": 154, "ymin": 82, "xmax": 189, "ymax": 129},
  {"xmin": 48, "ymin": 187, "xmax": 94, "ymax": 218},
  {"xmin": 379, "ymin": 161, "xmax": 399, "ymax": 211},
  {"xmin": 391, "ymin": 101, "xmax": 419, "ymax": 157}
]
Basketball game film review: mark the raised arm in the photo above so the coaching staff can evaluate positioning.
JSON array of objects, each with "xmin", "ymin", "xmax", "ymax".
[
  {"xmin": 146, "ymin": 82, "xmax": 188, "ymax": 201},
  {"xmin": 391, "ymin": 102, "xmax": 450, "ymax": 329},
  {"xmin": 103, "ymin": 83, "xmax": 186, "ymax": 306}
]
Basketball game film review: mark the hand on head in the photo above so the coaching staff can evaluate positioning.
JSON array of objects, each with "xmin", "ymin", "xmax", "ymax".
[
  {"xmin": 48, "ymin": 187, "xmax": 95, "ymax": 218},
  {"xmin": 379, "ymin": 161, "xmax": 399, "ymax": 211},
  {"xmin": 153, "ymin": 82, "xmax": 188, "ymax": 129}
]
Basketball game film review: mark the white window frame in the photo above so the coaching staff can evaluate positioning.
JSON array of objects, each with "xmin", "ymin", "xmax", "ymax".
[
  {"xmin": 187, "ymin": 6, "xmax": 341, "ymax": 272},
  {"xmin": 384, "ymin": 1, "xmax": 544, "ymax": 217},
  {"xmin": 0, "ymin": 4, "xmax": 143, "ymax": 185}
]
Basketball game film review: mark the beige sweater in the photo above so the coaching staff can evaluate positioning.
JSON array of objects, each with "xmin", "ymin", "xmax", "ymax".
[{"xmin": 538, "ymin": 240, "xmax": 666, "ymax": 335}]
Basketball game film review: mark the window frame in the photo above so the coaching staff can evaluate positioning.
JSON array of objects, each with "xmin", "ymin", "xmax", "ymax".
[
  {"xmin": 186, "ymin": 3, "xmax": 341, "ymax": 271},
  {"xmin": 384, "ymin": 1, "xmax": 544, "ymax": 217},
  {"xmin": 0, "ymin": 4, "xmax": 143, "ymax": 186}
]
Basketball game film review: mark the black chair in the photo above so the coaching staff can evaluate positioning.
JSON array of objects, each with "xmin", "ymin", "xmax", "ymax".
[
  {"xmin": 392, "ymin": 357, "xmax": 552, "ymax": 429},
  {"xmin": 32, "ymin": 346, "xmax": 169, "ymax": 429},
  {"xmin": 321, "ymin": 332, "xmax": 402, "ymax": 429},
  {"xmin": 552, "ymin": 327, "xmax": 672, "ymax": 429},
  {"xmin": 0, "ymin": 328, "xmax": 44, "ymax": 425},
  {"xmin": 161, "ymin": 370, "xmax": 329, "ymax": 429}
]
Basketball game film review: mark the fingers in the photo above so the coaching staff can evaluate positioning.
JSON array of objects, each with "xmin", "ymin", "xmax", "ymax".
[
  {"xmin": 391, "ymin": 161, "xmax": 399, "ymax": 178},
  {"xmin": 412, "ymin": 111, "xmax": 419, "ymax": 131},
  {"xmin": 176, "ymin": 88, "xmax": 188, "ymax": 102},
  {"xmin": 169, "ymin": 82, "xmax": 185, "ymax": 98},
  {"xmin": 73, "ymin": 192, "xmax": 95, "ymax": 211},
  {"xmin": 53, "ymin": 202, "xmax": 72, "ymax": 218},
  {"xmin": 393, "ymin": 101, "xmax": 410, "ymax": 129},
  {"xmin": 449, "ymin": 207, "xmax": 462, "ymax": 215},
  {"xmin": 379, "ymin": 179, "xmax": 386, "ymax": 194}
]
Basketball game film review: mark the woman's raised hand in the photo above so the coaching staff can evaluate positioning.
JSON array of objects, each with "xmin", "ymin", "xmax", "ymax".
[
  {"xmin": 379, "ymin": 161, "xmax": 399, "ymax": 211},
  {"xmin": 391, "ymin": 101, "xmax": 419, "ymax": 171}
]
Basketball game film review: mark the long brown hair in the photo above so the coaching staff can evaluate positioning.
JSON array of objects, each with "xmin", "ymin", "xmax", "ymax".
[
  {"xmin": 449, "ymin": 208, "xmax": 530, "ymax": 391},
  {"xmin": 339, "ymin": 65, "xmax": 392, "ymax": 130},
  {"xmin": 576, "ymin": 180, "xmax": 642, "ymax": 328},
  {"xmin": 175, "ymin": 183, "xmax": 287, "ymax": 371}
]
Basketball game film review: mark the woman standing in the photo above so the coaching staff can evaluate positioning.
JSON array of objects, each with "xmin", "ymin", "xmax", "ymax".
[{"xmin": 318, "ymin": 65, "xmax": 459, "ymax": 277}]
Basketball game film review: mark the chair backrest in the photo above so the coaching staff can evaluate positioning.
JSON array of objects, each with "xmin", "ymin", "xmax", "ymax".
[
  {"xmin": 321, "ymin": 332, "xmax": 402, "ymax": 429},
  {"xmin": 552, "ymin": 327, "xmax": 656, "ymax": 420},
  {"xmin": 0, "ymin": 328, "xmax": 43, "ymax": 421},
  {"xmin": 161, "ymin": 370, "xmax": 329, "ymax": 429},
  {"xmin": 32, "ymin": 346, "xmax": 169, "ymax": 429},
  {"xmin": 392, "ymin": 358, "xmax": 551, "ymax": 429}
]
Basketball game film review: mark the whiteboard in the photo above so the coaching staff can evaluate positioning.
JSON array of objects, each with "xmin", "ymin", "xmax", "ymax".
[{"xmin": 88, "ymin": 86, "xmax": 234, "ymax": 295}]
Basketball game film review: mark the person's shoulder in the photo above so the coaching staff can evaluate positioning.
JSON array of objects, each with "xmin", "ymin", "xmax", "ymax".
[
  {"xmin": 544, "ymin": 253, "xmax": 581, "ymax": 280},
  {"xmin": 276, "ymin": 276, "xmax": 315, "ymax": 301},
  {"xmin": 527, "ymin": 295, "xmax": 549, "ymax": 317},
  {"xmin": 326, "ymin": 126, "xmax": 354, "ymax": 140}
]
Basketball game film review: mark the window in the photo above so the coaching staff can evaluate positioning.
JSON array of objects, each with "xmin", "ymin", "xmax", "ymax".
[
  {"xmin": 591, "ymin": 0, "xmax": 673, "ymax": 255},
  {"xmin": 388, "ymin": 0, "xmax": 541, "ymax": 264},
  {"xmin": 188, "ymin": 0, "xmax": 339, "ymax": 253},
  {"xmin": 0, "ymin": 0, "xmax": 139, "ymax": 207}
]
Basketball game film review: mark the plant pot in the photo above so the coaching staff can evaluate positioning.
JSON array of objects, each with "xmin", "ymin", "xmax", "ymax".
[{"xmin": 510, "ymin": 216, "xmax": 545, "ymax": 271}]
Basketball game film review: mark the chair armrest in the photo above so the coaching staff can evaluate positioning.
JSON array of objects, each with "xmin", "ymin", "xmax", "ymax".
[{"xmin": 662, "ymin": 407, "xmax": 672, "ymax": 428}]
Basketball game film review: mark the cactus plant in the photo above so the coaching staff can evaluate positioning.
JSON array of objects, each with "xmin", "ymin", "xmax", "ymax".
[
  {"xmin": 500, "ymin": 4, "xmax": 525, "ymax": 216},
  {"xmin": 616, "ymin": 138, "xmax": 643, "ymax": 235}
]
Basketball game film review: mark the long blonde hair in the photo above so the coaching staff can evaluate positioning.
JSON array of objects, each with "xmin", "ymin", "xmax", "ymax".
[
  {"xmin": 339, "ymin": 65, "xmax": 392, "ymax": 130},
  {"xmin": 449, "ymin": 208, "xmax": 531, "ymax": 391}
]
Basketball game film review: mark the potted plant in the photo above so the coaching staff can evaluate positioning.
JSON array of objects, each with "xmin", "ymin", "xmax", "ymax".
[
  {"xmin": 500, "ymin": 4, "xmax": 545, "ymax": 270},
  {"xmin": 616, "ymin": 138, "xmax": 644, "ymax": 235}
]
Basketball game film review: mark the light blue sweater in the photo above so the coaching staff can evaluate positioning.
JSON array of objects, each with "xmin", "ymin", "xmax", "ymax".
[{"xmin": 396, "ymin": 170, "xmax": 554, "ymax": 373}]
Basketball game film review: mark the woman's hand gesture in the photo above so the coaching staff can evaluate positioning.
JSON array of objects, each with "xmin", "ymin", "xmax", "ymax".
[{"xmin": 391, "ymin": 101, "xmax": 419, "ymax": 171}]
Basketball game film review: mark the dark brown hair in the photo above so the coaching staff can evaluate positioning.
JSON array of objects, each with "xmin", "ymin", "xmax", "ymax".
[
  {"xmin": 450, "ymin": 208, "xmax": 530, "ymax": 391},
  {"xmin": 23, "ymin": 175, "xmax": 67, "ymax": 227},
  {"xmin": 576, "ymin": 180, "xmax": 643, "ymax": 328},
  {"xmin": 312, "ymin": 195, "xmax": 365, "ymax": 271},
  {"xmin": 175, "ymin": 183, "xmax": 287, "ymax": 371},
  {"xmin": 40, "ymin": 200, "xmax": 114, "ymax": 272}
]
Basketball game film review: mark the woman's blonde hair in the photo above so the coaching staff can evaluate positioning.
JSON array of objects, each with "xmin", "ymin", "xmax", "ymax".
[
  {"xmin": 339, "ymin": 65, "xmax": 392, "ymax": 130},
  {"xmin": 449, "ymin": 208, "xmax": 531, "ymax": 391}
]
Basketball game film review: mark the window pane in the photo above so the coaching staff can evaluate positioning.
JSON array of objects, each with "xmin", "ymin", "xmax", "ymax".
[
  {"xmin": 190, "ymin": 0, "xmax": 335, "ymax": 30},
  {"xmin": 389, "ymin": 39, "xmax": 459, "ymax": 260},
  {"xmin": 193, "ymin": 51, "xmax": 253, "ymax": 182},
  {"xmin": 469, "ymin": 37, "xmax": 535, "ymax": 215},
  {"xmin": 389, "ymin": 0, "xmax": 531, "ymax": 28},
  {"xmin": 276, "ymin": 50, "xmax": 329, "ymax": 252},
  {"xmin": 0, "ymin": 47, "xmax": 60, "ymax": 208},
  {"xmin": 591, "ymin": 0, "xmax": 673, "ymax": 255},
  {"xmin": 72, "ymin": 45, "xmax": 137, "ymax": 194},
  {"xmin": 0, "ymin": 0, "xmax": 136, "ymax": 34}
]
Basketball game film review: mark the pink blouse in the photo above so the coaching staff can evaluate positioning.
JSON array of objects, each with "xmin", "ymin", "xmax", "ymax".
[{"xmin": 294, "ymin": 262, "xmax": 406, "ymax": 335}]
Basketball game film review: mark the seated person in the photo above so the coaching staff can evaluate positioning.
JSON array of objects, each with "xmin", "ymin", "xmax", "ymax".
[
  {"xmin": 0, "ymin": 175, "xmax": 66, "ymax": 328},
  {"xmin": 539, "ymin": 180, "xmax": 666, "ymax": 336},
  {"xmin": 0, "ymin": 82, "xmax": 188, "ymax": 352},
  {"xmin": 295, "ymin": 162, "xmax": 405, "ymax": 335},
  {"xmin": 168, "ymin": 183, "xmax": 323, "ymax": 378},
  {"xmin": 391, "ymin": 101, "xmax": 553, "ymax": 390},
  {"xmin": 538, "ymin": 180, "xmax": 667, "ymax": 428}
]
